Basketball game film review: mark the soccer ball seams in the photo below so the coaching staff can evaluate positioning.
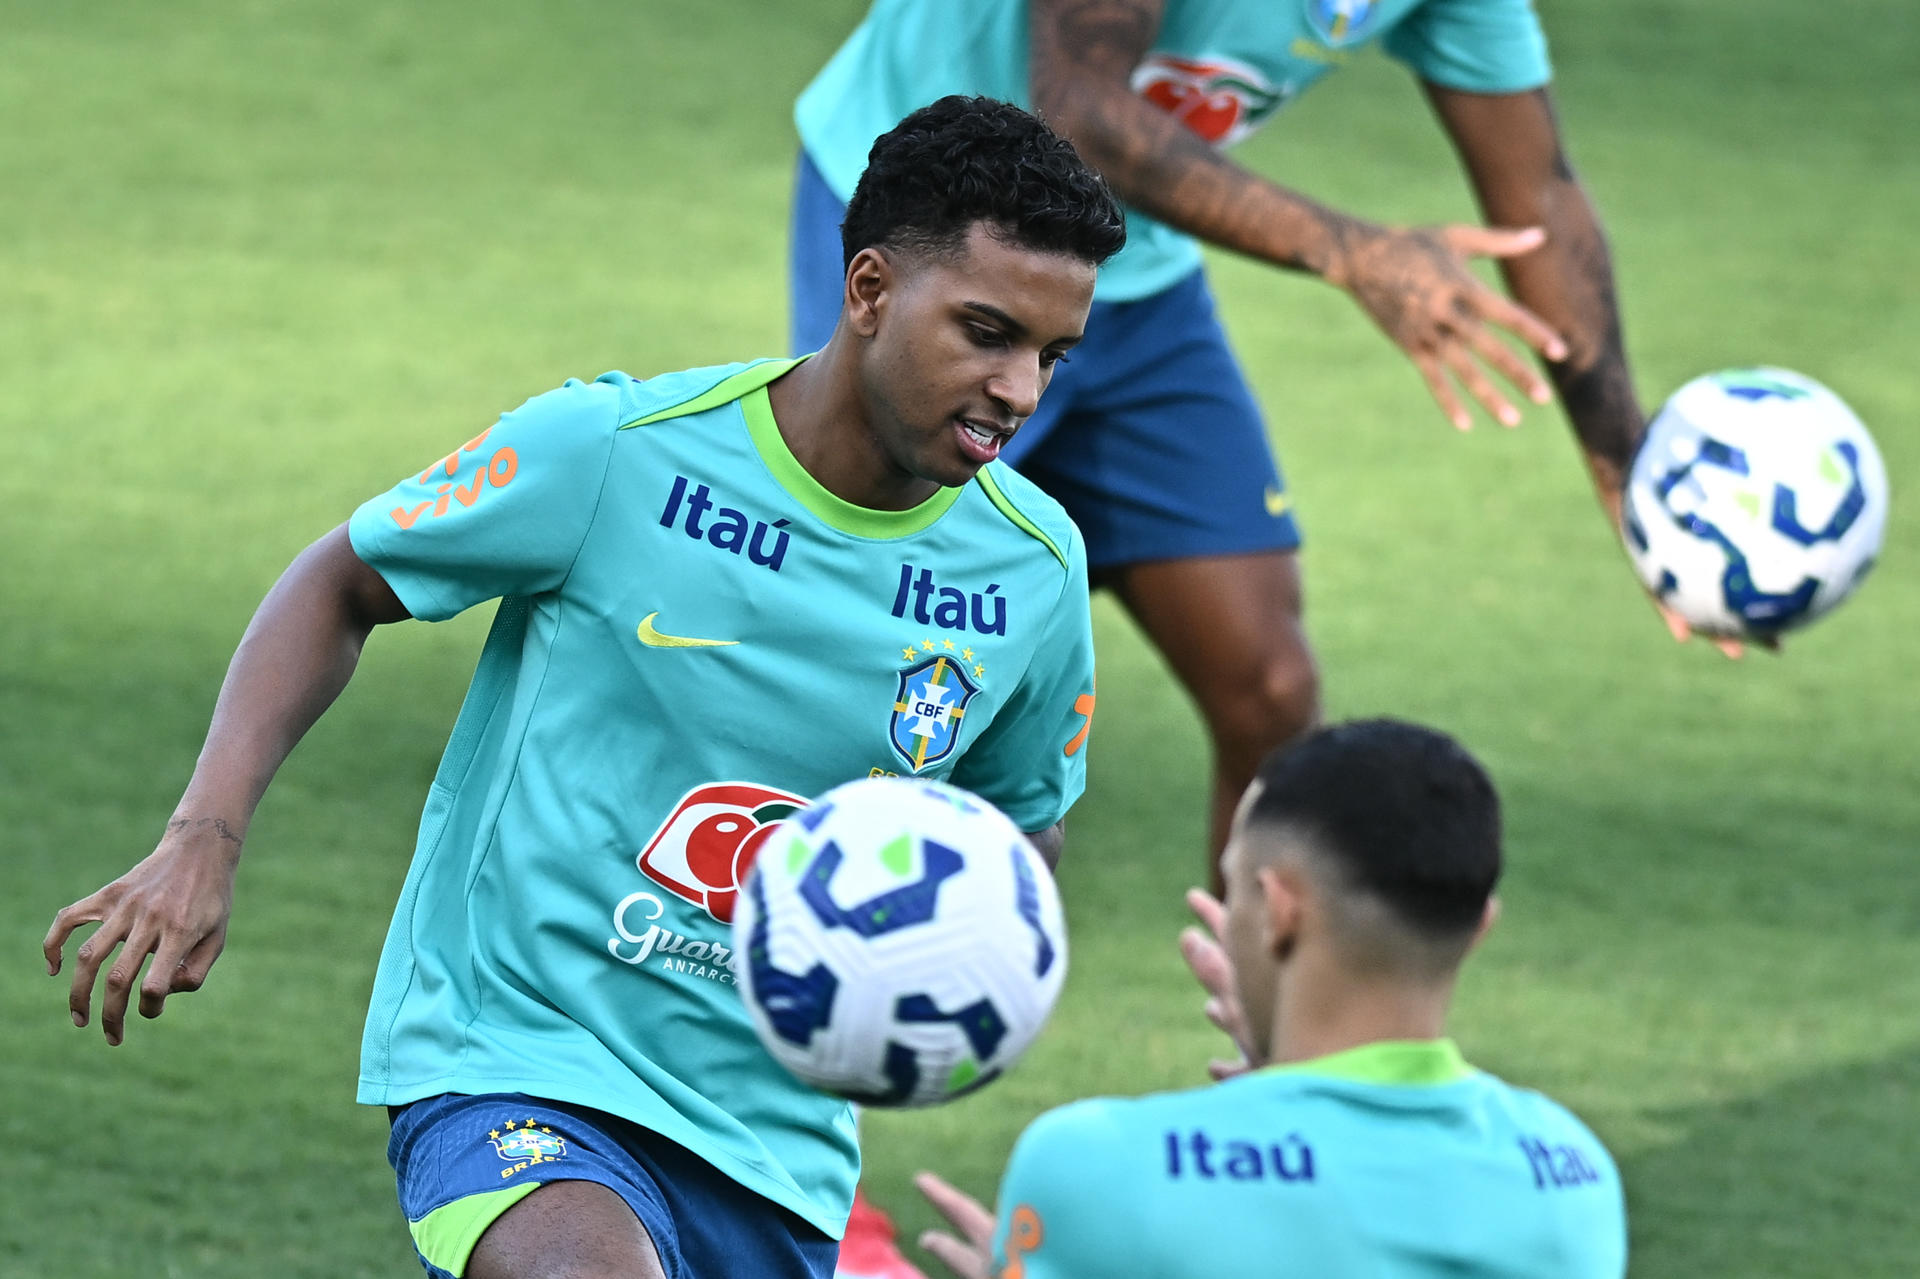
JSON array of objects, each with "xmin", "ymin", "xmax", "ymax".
[{"xmin": 733, "ymin": 777, "xmax": 1068, "ymax": 1108}]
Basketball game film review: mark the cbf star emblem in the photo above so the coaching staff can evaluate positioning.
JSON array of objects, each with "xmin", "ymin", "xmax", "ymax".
[{"xmin": 889, "ymin": 652, "xmax": 981, "ymax": 773}]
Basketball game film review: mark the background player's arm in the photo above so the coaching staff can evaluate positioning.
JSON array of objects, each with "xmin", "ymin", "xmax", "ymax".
[
  {"xmin": 1424, "ymin": 85, "xmax": 1642, "ymax": 509},
  {"xmin": 1427, "ymin": 84, "xmax": 1750, "ymax": 655},
  {"xmin": 44, "ymin": 526, "xmax": 408, "ymax": 1045},
  {"xmin": 1028, "ymin": 0, "xmax": 1567, "ymax": 428}
]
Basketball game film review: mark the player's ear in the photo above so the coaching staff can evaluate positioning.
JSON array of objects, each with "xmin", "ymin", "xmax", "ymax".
[
  {"xmin": 1257, "ymin": 864, "xmax": 1302, "ymax": 960},
  {"xmin": 1465, "ymin": 895, "xmax": 1501, "ymax": 954},
  {"xmin": 843, "ymin": 247, "xmax": 893, "ymax": 338}
]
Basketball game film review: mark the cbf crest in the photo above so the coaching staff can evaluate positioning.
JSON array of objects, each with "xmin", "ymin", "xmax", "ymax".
[
  {"xmin": 889, "ymin": 644, "xmax": 983, "ymax": 773},
  {"xmin": 489, "ymin": 1118, "xmax": 567, "ymax": 1172},
  {"xmin": 1306, "ymin": 0, "xmax": 1381, "ymax": 45}
]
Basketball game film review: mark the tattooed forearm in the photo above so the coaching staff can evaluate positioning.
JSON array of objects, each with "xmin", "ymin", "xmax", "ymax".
[
  {"xmin": 1537, "ymin": 191, "xmax": 1644, "ymax": 481},
  {"xmin": 1029, "ymin": 0, "xmax": 1379, "ymax": 280},
  {"xmin": 166, "ymin": 816, "xmax": 244, "ymax": 847}
]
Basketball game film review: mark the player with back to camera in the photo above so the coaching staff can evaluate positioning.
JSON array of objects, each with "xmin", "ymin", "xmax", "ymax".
[
  {"xmin": 43, "ymin": 97, "xmax": 1122, "ymax": 1279},
  {"xmin": 792, "ymin": 0, "xmax": 1759, "ymax": 902},
  {"xmin": 912, "ymin": 719, "xmax": 1627, "ymax": 1279}
]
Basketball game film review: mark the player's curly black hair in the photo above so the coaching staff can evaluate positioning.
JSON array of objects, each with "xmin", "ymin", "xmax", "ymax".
[{"xmin": 841, "ymin": 95, "xmax": 1126, "ymax": 271}]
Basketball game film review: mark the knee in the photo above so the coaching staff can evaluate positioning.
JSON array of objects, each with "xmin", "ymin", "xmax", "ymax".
[{"xmin": 1204, "ymin": 642, "xmax": 1321, "ymax": 769}]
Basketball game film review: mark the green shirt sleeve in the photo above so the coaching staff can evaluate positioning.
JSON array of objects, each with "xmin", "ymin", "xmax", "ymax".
[
  {"xmin": 947, "ymin": 526, "xmax": 1094, "ymax": 835},
  {"xmin": 1383, "ymin": 0, "xmax": 1552, "ymax": 93},
  {"xmin": 347, "ymin": 379, "xmax": 622, "ymax": 621}
]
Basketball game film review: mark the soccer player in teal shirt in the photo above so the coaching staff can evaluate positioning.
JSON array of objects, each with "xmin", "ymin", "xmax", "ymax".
[
  {"xmin": 44, "ymin": 97, "xmax": 1123, "ymax": 1279},
  {"xmin": 912, "ymin": 720, "xmax": 1627, "ymax": 1279},
  {"xmin": 794, "ymin": 0, "xmax": 1753, "ymax": 923}
]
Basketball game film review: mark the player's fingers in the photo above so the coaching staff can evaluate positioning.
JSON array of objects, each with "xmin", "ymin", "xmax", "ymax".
[
  {"xmin": 1442, "ymin": 223, "xmax": 1545, "ymax": 260},
  {"xmin": 99, "ymin": 925, "xmax": 160, "ymax": 1047},
  {"xmin": 66, "ymin": 910, "xmax": 132, "ymax": 1028},
  {"xmin": 139, "ymin": 923, "xmax": 215, "ymax": 1020},
  {"xmin": 1209, "ymin": 1057, "xmax": 1253, "ymax": 1082},
  {"xmin": 916, "ymin": 1230, "xmax": 991, "ymax": 1279},
  {"xmin": 1464, "ymin": 322, "xmax": 1553, "ymax": 408},
  {"xmin": 1470, "ymin": 288, "xmax": 1568, "ymax": 363},
  {"xmin": 1655, "ymin": 600, "xmax": 1693, "ymax": 643},
  {"xmin": 914, "ymin": 1172, "xmax": 996, "ymax": 1249},
  {"xmin": 1714, "ymin": 636, "xmax": 1745, "ymax": 660},
  {"xmin": 44, "ymin": 895, "xmax": 108, "ymax": 977},
  {"xmin": 1184, "ymin": 887, "xmax": 1225, "ymax": 938},
  {"xmin": 1414, "ymin": 350, "xmax": 1472, "ymax": 432},
  {"xmin": 1178, "ymin": 927, "xmax": 1233, "ymax": 997},
  {"xmin": 1442, "ymin": 341, "xmax": 1522, "ymax": 429},
  {"xmin": 171, "ymin": 927, "xmax": 227, "ymax": 995}
]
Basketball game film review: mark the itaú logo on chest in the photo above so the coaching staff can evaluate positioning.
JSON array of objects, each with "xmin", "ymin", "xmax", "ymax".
[{"xmin": 1130, "ymin": 53, "xmax": 1286, "ymax": 146}]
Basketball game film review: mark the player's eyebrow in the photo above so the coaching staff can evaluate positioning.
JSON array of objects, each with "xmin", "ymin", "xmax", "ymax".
[{"xmin": 961, "ymin": 301, "xmax": 1085, "ymax": 349}]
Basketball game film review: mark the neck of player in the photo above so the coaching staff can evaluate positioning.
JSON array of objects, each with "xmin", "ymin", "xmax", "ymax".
[
  {"xmin": 767, "ymin": 344, "xmax": 941, "ymax": 513},
  {"xmin": 1263, "ymin": 945, "xmax": 1459, "ymax": 1068}
]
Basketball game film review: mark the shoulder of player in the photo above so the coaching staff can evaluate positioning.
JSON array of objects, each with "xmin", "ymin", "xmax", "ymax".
[
  {"xmin": 967, "ymin": 460, "xmax": 1085, "ymax": 579},
  {"xmin": 1463, "ymin": 1070, "xmax": 1621, "ymax": 1172},
  {"xmin": 599, "ymin": 358, "xmax": 799, "ymax": 431},
  {"xmin": 1010, "ymin": 1084, "xmax": 1228, "ymax": 1171}
]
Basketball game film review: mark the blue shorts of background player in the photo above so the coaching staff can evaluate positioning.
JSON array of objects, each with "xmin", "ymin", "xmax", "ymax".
[
  {"xmin": 390, "ymin": 1094, "xmax": 837, "ymax": 1279},
  {"xmin": 791, "ymin": 151, "xmax": 1299, "ymax": 570}
]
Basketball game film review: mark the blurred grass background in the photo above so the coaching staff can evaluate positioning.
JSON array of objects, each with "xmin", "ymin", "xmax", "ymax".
[{"xmin": 3, "ymin": 1, "xmax": 1915, "ymax": 1274}]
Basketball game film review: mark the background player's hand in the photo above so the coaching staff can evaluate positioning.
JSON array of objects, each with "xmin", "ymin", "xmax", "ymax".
[
  {"xmin": 1179, "ymin": 888, "xmax": 1255, "ymax": 1080},
  {"xmin": 1596, "ymin": 483, "xmax": 1769, "ymax": 660},
  {"xmin": 1337, "ymin": 222, "xmax": 1568, "ymax": 432},
  {"xmin": 43, "ymin": 817, "xmax": 241, "ymax": 1046},
  {"xmin": 913, "ymin": 1171, "xmax": 996, "ymax": 1279}
]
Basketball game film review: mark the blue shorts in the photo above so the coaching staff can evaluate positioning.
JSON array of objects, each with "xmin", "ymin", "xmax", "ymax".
[
  {"xmin": 790, "ymin": 151, "xmax": 1300, "ymax": 571},
  {"xmin": 387, "ymin": 1093, "xmax": 837, "ymax": 1279}
]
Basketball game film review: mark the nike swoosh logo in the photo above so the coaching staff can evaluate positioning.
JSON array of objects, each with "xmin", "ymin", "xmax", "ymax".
[
  {"xmin": 1264, "ymin": 487, "xmax": 1292, "ymax": 518},
  {"xmin": 636, "ymin": 612, "xmax": 738, "ymax": 648}
]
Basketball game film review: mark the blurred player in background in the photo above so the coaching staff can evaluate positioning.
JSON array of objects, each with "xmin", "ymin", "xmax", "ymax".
[
  {"xmin": 44, "ymin": 98, "xmax": 1120, "ymax": 1279},
  {"xmin": 913, "ymin": 718, "xmax": 1627, "ymax": 1279},
  {"xmin": 792, "ymin": 0, "xmax": 1744, "ymax": 913}
]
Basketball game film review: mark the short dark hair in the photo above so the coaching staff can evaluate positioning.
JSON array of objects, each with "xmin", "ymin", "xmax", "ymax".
[
  {"xmin": 841, "ymin": 95, "xmax": 1126, "ymax": 272},
  {"xmin": 1245, "ymin": 719, "xmax": 1502, "ymax": 938}
]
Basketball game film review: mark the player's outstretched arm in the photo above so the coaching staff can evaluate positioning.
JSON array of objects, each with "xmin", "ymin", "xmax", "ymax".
[
  {"xmin": 1425, "ymin": 84, "xmax": 1750, "ymax": 658},
  {"xmin": 1028, "ymin": 0, "xmax": 1567, "ymax": 431},
  {"xmin": 43, "ymin": 523, "xmax": 410, "ymax": 1044}
]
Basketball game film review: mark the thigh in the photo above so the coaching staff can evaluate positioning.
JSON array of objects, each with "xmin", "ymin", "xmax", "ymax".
[
  {"xmin": 1107, "ymin": 549, "xmax": 1311, "ymax": 715},
  {"xmin": 389, "ymin": 1094, "xmax": 680, "ymax": 1279},
  {"xmin": 1011, "ymin": 270, "xmax": 1300, "ymax": 573},
  {"xmin": 468, "ymin": 1180, "xmax": 667, "ymax": 1279}
]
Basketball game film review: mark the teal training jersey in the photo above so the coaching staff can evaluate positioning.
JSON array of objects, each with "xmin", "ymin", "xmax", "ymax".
[
  {"xmin": 990, "ymin": 1040, "xmax": 1626, "ymax": 1278},
  {"xmin": 796, "ymin": 0, "xmax": 1551, "ymax": 301},
  {"xmin": 345, "ymin": 358, "xmax": 1096, "ymax": 1239}
]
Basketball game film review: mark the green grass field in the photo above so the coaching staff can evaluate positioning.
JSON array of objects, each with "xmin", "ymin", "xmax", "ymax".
[{"xmin": 4, "ymin": 1, "xmax": 1915, "ymax": 1275}]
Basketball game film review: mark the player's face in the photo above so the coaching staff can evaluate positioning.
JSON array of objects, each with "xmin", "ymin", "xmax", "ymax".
[
  {"xmin": 1221, "ymin": 835, "xmax": 1280, "ymax": 1063},
  {"xmin": 857, "ymin": 224, "xmax": 1094, "ymax": 489}
]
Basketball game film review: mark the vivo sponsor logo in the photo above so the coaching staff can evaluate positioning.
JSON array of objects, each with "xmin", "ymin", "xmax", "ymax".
[{"xmin": 608, "ymin": 891, "xmax": 735, "ymax": 983}]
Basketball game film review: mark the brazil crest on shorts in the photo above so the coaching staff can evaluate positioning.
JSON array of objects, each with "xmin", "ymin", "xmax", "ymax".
[{"xmin": 891, "ymin": 655, "xmax": 980, "ymax": 772}]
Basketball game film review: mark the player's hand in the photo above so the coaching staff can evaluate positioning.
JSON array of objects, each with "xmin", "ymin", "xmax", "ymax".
[
  {"xmin": 1337, "ymin": 222, "xmax": 1568, "ymax": 432},
  {"xmin": 1179, "ymin": 888, "xmax": 1255, "ymax": 1080},
  {"xmin": 43, "ymin": 817, "xmax": 241, "ymax": 1046},
  {"xmin": 1597, "ymin": 482, "xmax": 1774, "ymax": 660},
  {"xmin": 913, "ymin": 1171, "xmax": 996, "ymax": 1279}
]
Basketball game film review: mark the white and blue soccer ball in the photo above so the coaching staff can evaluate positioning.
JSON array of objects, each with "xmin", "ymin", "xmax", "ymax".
[
  {"xmin": 732, "ymin": 776, "xmax": 1067, "ymax": 1108},
  {"xmin": 1620, "ymin": 367, "xmax": 1888, "ymax": 638}
]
